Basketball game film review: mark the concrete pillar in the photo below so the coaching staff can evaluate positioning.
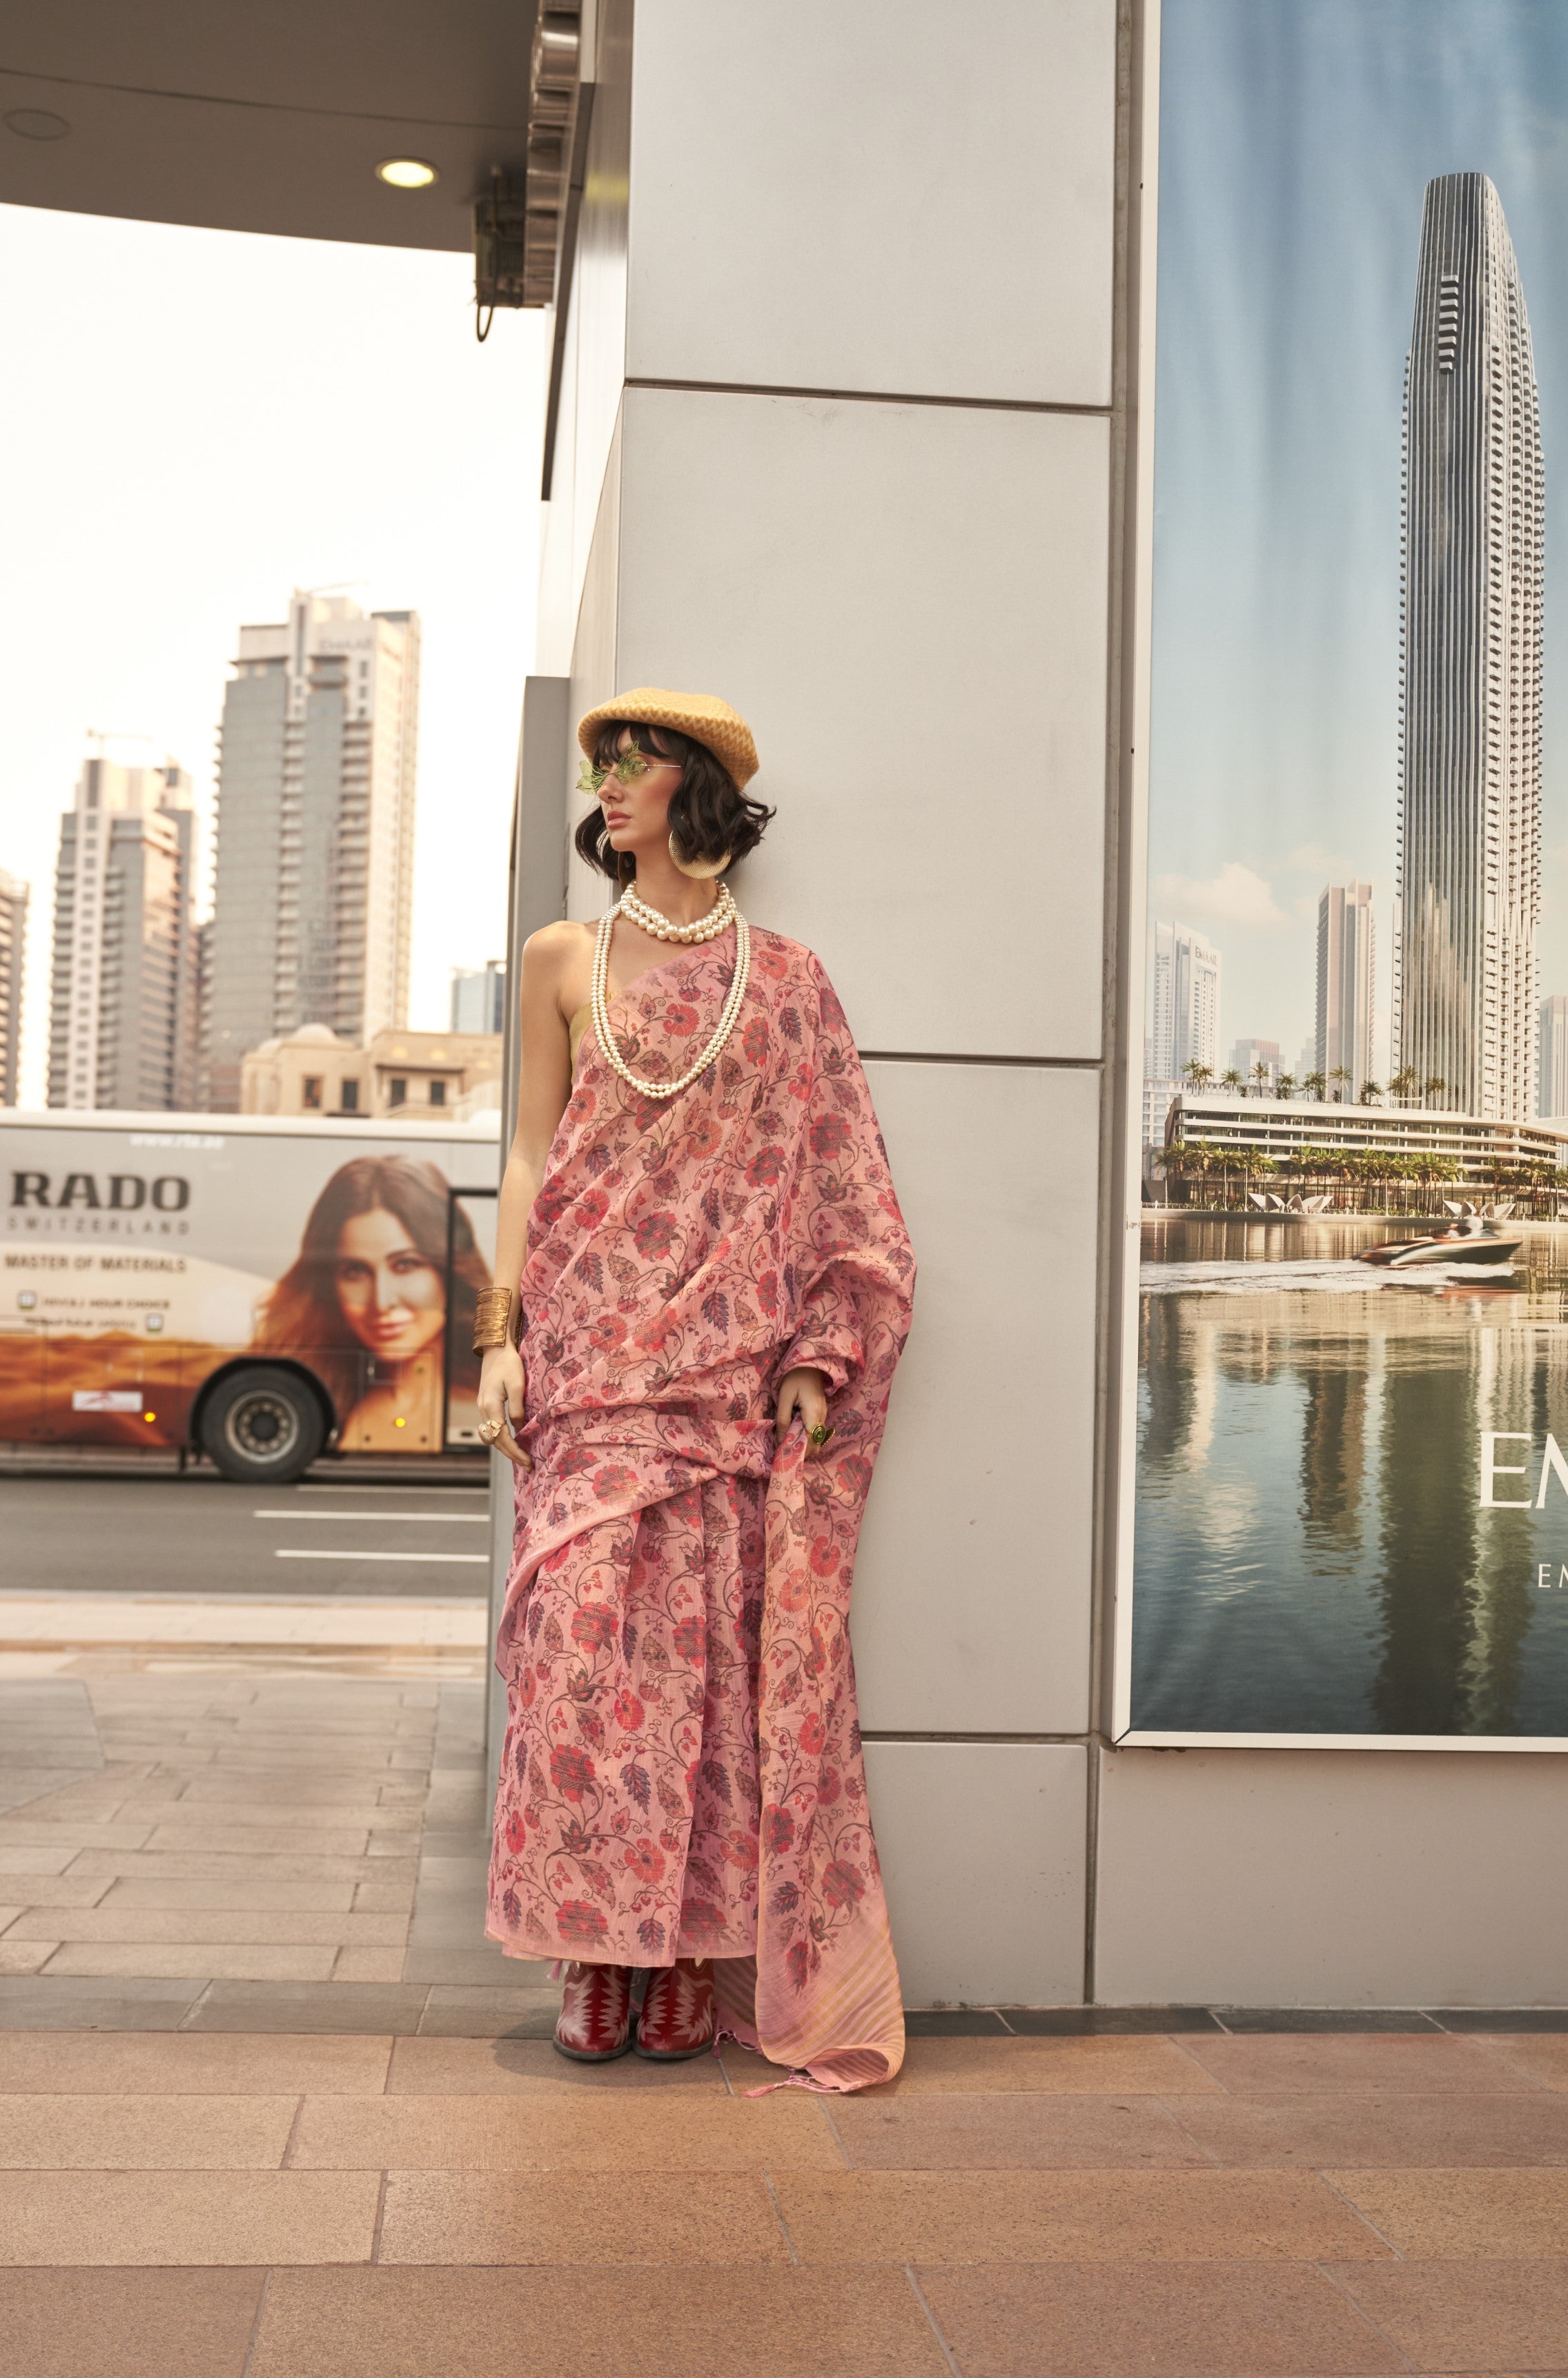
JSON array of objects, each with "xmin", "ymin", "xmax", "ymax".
[{"xmin": 529, "ymin": 0, "xmax": 1122, "ymax": 2005}]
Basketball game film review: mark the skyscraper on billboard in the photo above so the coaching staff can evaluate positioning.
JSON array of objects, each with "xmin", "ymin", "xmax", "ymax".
[
  {"xmin": 203, "ymin": 591, "xmax": 421, "ymax": 1112},
  {"xmin": 1540, "ymin": 995, "xmax": 1568, "ymax": 1119},
  {"xmin": 1316, "ymin": 882, "xmax": 1375, "ymax": 1094},
  {"xmin": 1396, "ymin": 173, "xmax": 1543, "ymax": 1121},
  {"xmin": 1149, "ymin": 920, "xmax": 1220, "ymax": 1081},
  {"xmin": 1230, "ymin": 1037, "xmax": 1280, "ymax": 1091}
]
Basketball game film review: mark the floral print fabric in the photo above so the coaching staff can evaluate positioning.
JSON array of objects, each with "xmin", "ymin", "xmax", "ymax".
[
  {"xmin": 496, "ymin": 1475, "xmax": 765, "ymax": 1963},
  {"xmin": 487, "ymin": 927, "xmax": 915, "ymax": 2089}
]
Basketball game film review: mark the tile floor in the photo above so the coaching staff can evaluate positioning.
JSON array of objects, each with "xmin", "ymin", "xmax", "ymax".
[
  {"xmin": 8, "ymin": 2023, "xmax": 1568, "ymax": 2373},
  {"xmin": 4, "ymin": 1670, "xmax": 1568, "ymax": 2370},
  {"xmin": 0, "ymin": 1668, "xmax": 558, "ymax": 2034}
]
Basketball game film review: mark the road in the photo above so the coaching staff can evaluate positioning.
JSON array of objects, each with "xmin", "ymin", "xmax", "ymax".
[{"xmin": 0, "ymin": 1473, "xmax": 494, "ymax": 1598}]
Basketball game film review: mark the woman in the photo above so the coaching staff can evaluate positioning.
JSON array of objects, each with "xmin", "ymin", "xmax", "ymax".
[
  {"xmin": 478, "ymin": 688, "xmax": 915, "ymax": 2090},
  {"xmin": 257, "ymin": 1154, "xmax": 487, "ymax": 1450}
]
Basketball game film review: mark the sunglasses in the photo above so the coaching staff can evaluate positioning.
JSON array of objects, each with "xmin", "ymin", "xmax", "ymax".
[{"xmin": 575, "ymin": 745, "xmax": 678, "ymax": 797}]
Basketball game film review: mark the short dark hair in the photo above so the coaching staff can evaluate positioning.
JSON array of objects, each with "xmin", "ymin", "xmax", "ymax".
[{"xmin": 573, "ymin": 720, "xmax": 775, "ymax": 881}]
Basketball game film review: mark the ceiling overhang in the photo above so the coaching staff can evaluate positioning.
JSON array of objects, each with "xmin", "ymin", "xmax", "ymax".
[{"xmin": 0, "ymin": 3, "xmax": 541, "ymax": 252}]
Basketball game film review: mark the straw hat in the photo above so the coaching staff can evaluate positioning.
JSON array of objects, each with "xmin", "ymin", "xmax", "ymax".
[{"xmin": 576, "ymin": 688, "xmax": 759, "ymax": 789}]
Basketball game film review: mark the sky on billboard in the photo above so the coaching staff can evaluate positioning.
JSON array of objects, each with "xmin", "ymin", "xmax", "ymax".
[{"xmin": 1150, "ymin": 0, "xmax": 1568, "ymax": 1079}]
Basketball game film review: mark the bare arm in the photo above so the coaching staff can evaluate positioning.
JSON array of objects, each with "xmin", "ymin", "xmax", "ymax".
[{"xmin": 478, "ymin": 923, "xmax": 584, "ymax": 1468}]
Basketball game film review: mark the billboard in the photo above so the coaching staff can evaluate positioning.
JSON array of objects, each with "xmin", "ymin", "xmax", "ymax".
[
  {"xmin": 1, "ymin": 1115, "xmax": 498, "ymax": 1457},
  {"xmin": 1122, "ymin": 0, "xmax": 1568, "ymax": 1746}
]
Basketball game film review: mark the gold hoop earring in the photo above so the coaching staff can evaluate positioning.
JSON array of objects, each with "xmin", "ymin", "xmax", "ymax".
[{"xmin": 669, "ymin": 831, "xmax": 729, "ymax": 881}]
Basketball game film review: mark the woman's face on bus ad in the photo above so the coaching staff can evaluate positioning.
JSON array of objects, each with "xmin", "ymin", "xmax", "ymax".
[{"xmin": 332, "ymin": 1208, "xmax": 445, "ymax": 1364}]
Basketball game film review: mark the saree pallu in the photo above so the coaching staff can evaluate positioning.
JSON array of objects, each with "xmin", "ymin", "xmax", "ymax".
[{"xmin": 487, "ymin": 926, "xmax": 915, "ymax": 2091}]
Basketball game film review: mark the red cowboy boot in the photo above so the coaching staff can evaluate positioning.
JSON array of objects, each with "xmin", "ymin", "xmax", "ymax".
[
  {"xmin": 635, "ymin": 1957, "xmax": 716, "ymax": 2059},
  {"xmin": 553, "ymin": 1961, "xmax": 634, "ymax": 2061}
]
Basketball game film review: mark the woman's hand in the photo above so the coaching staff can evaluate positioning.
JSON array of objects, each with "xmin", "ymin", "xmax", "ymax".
[
  {"xmin": 478, "ymin": 1343, "xmax": 531, "ymax": 1469},
  {"xmin": 775, "ymin": 1366, "xmax": 832, "ymax": 1452}
]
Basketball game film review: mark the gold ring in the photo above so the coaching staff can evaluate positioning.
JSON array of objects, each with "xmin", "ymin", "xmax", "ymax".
[
  {"xmin": 807, "ymin": 1424, "xmax": 834, "ymax": 1448},
  {"xmin": 478, "ymin": 1420, "xmax": 502, "ymax": 1444}
]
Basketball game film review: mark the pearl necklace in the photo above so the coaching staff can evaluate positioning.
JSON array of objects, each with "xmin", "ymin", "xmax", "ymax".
[
  {"xmin": 618, "ymin": 881, "xmax": 736, "ymax": 945},
  {"xmin": 591, "ymin": 903, "xmax": 751, "ymax": 1101}
]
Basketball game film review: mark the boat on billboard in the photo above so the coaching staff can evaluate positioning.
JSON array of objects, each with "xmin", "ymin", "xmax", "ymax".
[
  {"xmin": 1, "ymin": 1112, "xmax": 499, "ymax": 1480},
  {"xmin": 1121, "ymin": 0, "xmax": 1568, "ymax": 1747}
]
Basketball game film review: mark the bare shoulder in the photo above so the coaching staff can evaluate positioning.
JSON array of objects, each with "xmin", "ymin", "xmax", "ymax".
[
  {"xmin": 520, "ymin": 919, "xmax": 597, "ymax": 1032},
  {"xmin": 522, "ymin": 919, "xmax": 594, "ymax": 980}
]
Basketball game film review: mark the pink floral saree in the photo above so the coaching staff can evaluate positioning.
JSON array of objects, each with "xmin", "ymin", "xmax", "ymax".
[{"xmin": 487, "ymin": 925, "xmax": 915, "ymax": 2090}]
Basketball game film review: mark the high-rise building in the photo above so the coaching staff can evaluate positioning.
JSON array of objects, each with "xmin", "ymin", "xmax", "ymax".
[
  {"xmin": 1149, "ymin": 921, "xmax": 1221, "ymax": 1081},
  {"xmin": 1316, "ymin": 882, "xmax": 1376, "ymax": 1097},
  {"xmin": 0, "ymin": 870, "xmax": 27, "ymax": 1107},
  {"xmin": 1230, "ymin": 1037, "xmax": 1280, "ymax": 1092},
  {"xmin": 46, "ymin": 756, "xmax": 199, "ymax": 1112},
  {"xmin": 204, "ymin": 591, "xmax": 421, "ymax": 1111},
  {"xmin": 1540, "ymin": 995, "xmax": 1568, "ymax": 1119},
  {"xmin": 451, "ymin": 959, "xmax": 506, "ymax": 1036},
  {"xmin": 1396, "ymin": 173, "xmax": 1544, "ymax": 1121}
]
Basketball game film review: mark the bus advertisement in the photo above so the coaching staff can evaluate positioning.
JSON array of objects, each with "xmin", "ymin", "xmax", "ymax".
[{"xmin": 1, "ymin": 1110, "xmax": 501, "ymax": 1481}]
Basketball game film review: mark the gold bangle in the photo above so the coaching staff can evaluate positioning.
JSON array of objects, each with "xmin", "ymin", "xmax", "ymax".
[{"xmin": 472, "ymin": 1288, "xmax": 513, "ymax": 1355}]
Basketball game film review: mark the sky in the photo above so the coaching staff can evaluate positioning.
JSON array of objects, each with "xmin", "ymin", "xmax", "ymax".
[
  {"xmin": 1149, "ymin": 0, "xmax": 1568, "ymax": 1081},
  {"xmin": 0, "ymin": 202, "xmax": 549, "ymax": 1106}
]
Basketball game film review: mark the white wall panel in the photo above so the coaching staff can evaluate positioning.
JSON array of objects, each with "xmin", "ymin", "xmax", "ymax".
[
  {"xmin": 1096, "ymin": 1747, "xmax": 1568, "ymax": 2008},
  {"xmin": 615, "ymin": 386, "xmax": 1110, "ymax": 1059},
  {"xmin": 868, "ymin": 1740, "xmax": 1088, "ymax": 2007},
  {"xmin": 854, "ymin": 1061, "xmax": 1099, "ymax": 1735},
  {"xmin": 627, "ymin": 0, "xmax": 1116, "ymax": 407}
]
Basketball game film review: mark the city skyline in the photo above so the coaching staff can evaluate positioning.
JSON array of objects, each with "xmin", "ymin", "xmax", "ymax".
[
  {"xmin": 1152, "ymin": 155, "xmax": 1565, "ymax": 1122},
  {"xmin": 0, "ymin": 204, "xmax": 546, "ymax": 1108}
]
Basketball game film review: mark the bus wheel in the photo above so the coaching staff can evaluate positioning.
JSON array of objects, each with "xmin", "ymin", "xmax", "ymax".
[{"xmin": 199, "ymin": 1367, "xmax": 326, "ymax": 1484}]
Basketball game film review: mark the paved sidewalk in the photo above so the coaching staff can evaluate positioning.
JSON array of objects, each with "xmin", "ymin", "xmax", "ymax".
[
  {"xmin": 5, "ymin": 1658, "xmax": 1568, "ymax": 2370},
  {"xmin": 6, "ymin": 2024, "xmax": 1568, "ymax": 2374},
  {"xmin": 0, "ymin": 1665, "xmax": 557, "ymax": 2038}
]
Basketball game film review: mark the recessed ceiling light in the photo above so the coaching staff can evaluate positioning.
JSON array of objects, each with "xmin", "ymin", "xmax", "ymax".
[
  {"xmin": 5, "ymin": 109, "xmax": 70, "ymax": 141},
  {"xmin": 376, "ymin": 158, "xmax": 438, "ymax": 190}
]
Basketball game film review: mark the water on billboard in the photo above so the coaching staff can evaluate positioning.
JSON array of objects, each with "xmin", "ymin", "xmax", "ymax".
[{"xmin": 1136, "ymin": 1217, "xmax": 1568, "ymax": 1736}]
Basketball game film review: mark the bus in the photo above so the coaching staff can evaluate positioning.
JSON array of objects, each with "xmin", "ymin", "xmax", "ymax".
[{"xmin": 1, "ymin": 1109, "xmax": 501, "ymax": 1482}]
